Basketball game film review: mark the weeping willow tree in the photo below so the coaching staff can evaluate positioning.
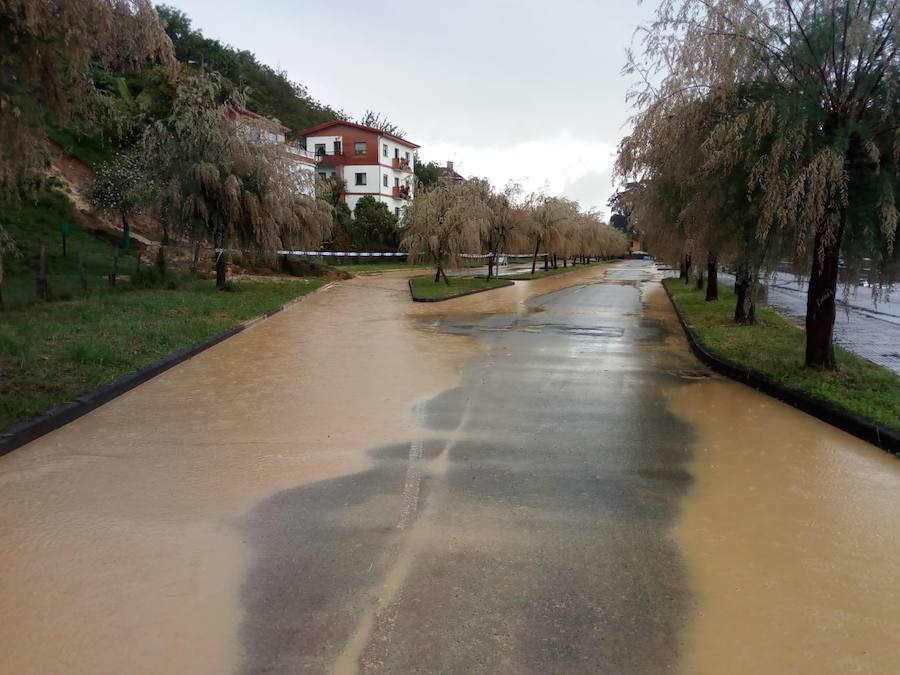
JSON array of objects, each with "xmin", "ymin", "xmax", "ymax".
[
  {"xmin": 527, "ymin": 196, "xmax": 579, "ymax": 273},
  {"xmin": 144, "ymin": 71, "xmax": 331, "ymax": 288},
  {"xmin": 469, "ymin": 179, "xmax": 531, "ymax": 280},
  {"xmin": 0, "ymin": 0, "xmax": 174, "ymax": 244},
  {"xmin": 625, "ymin": 0, "xmax": 900, "ymax": 369},
  {"xmin": 400, "ymin": 178, "xmax": 490, "ymax": 284}
]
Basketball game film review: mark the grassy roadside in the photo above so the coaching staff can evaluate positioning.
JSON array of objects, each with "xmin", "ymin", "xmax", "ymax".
[
  {"xmin": 409, "ymin": 276, "xmax": 513, "ymax": 301},
  {"xmin": 337, "ymin": 261, "xmax": 429, "ymax": 274},
  {"xmin": 664, "ymin": 279, "xmax": 900, "ymax": 434},
  {"xmin": 0, "ymin": 278, "xmax": 324, "ymax": 430}
]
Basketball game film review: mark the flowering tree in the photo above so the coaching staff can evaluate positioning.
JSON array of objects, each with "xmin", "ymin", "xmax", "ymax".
[{"xmin": 89, "ymin": 151, "xmax": 156, "ymax": 250}]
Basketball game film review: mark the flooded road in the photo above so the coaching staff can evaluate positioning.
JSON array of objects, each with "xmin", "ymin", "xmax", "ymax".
[{"xmin": 2, "ymin": 261, "xmax": 899, "ymax": 674}]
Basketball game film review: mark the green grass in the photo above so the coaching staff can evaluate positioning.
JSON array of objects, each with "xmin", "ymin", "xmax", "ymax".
[
  {"xmin": 337, "ymin": 261, "xmax": 430, "ymax": 274},
  {"xmin": 2, "ymin": 188, "xmax": 139, "ymax": 307},
  {"xmin": 47, "ymin": 126, "xmax": 116, "ymax": 167},
  {"xmin": 0, "ymin": 277, "xmax": 324, "ymax": 431},
  {"xmin": 409, "ymin": 275, "xmax": 514, "ymax": 301},
  {"xmin": 664, "ymin": 279, "xmax": 900, "ymax": 434}
]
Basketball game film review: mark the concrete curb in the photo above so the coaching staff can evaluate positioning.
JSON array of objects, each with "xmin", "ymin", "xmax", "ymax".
[
  {"xmin": 0, "ymin": 281, "xmax": 336, "ymax": 458},
  {"xmin": 662, "ymin": 281, "xmax": 900, "ymax": 454},
  {"xmin": 408, "ymin": 278, "xmax": 515, "ymax": 303}
]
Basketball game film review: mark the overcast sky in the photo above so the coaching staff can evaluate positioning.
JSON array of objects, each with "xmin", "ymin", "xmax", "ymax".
[{"xmin": 168, "ymin": 0, "xmax": 659, "ymax": 216}]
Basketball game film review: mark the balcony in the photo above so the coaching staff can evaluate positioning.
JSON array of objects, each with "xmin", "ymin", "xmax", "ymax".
[
  {"xmin": 392, "ymin": 185, "xmax": 411, "ymax": 200},
  {"xmin": 392, "ymin": 157, "xmax": 412, "ymax": 172},
  {"xmin": 316, "ymin": 152, "xmax": 344, "ymax": 168}
]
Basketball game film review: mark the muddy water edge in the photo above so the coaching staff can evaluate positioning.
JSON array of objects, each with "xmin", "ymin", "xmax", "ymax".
[{"xmin": 643, "ymin": 283, "xmax": 900, "ymax": 674}]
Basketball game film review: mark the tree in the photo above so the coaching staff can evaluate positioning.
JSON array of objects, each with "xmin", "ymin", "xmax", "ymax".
[
  {"xmin": 527, "ymin": 196, "xmax": 578, "ymax": 273},
  {"xmin": 469, "ymin": 179, "xmax": 529, "ymax": 280},
  {"xmin": 400, "ymin": 178, "xmax": 490, "ymax": 284},
  {"xmin": 89, "ymin": 150, "xmax": 156, "ymax": 250},
  {"xmin": 414, "ymin": 155, "xmax": 441, "ymax": 190},
  {"xmin": 155, "ymin": 5, "xmax": 338, "ymax": 135},
  {"xmin": 636, "ymin": 0, "xmax": 900, "ymax": 369},
  {"xmin": 357, "ymin": 110, "xmax": 404, "ymax": 137},
  {"xmin": 353, "ymin": 196, "xmax": 400, "ymax": 250},
  {"xmin": 144, "ymin": 70, "xmax": 330, "ymax": 289},
  {"xmin": 0, "ymin": 0, "xmax": 174, "ymax": 244}
]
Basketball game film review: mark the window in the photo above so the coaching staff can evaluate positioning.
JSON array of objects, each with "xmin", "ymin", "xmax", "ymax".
[
  {"xmin": 394, "ymin": 177, "xmax": 399, "ymax": 187},
  {"xmin": 355, "ymin": 172, "xmax": 366, "ymax": 186},
  {"xmin": 314, "ymin": 143, "xmax": 326, "ymax": 156},
  {"xmin": 318, "ymin": 172, "xmax": 326, "ymax": 179},
  {"xmin": 394, "ymin": 148, "xmax": 399, "ymax": 158},
  {"xmin": 383, "ymin": 175, "xmax": 388, "ymax": 187},
  {"xmin": 333, "ymin": 140, "xmax": 342, "ymax": 155},
  {"xmin": 382, "ymin": 143, "xmax": 388, "ymax": 157},
  {"xmin": 354, "ymin": 142, "xmax": 367, "ymax": 155},
  {"xmin": 395, "ymin": 207, "xmax": 400, "ymax": 217}
]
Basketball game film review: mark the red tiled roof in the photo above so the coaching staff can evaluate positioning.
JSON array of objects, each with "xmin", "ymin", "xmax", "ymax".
[{"xmin": 295, "ymin": 120, "xmax": 420, "ymax": 149}]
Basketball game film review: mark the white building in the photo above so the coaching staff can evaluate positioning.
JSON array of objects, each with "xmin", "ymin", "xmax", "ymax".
[
  {"xmin": 229, "ymin": 105, "xmax": 317, "ymax": 197},
  {"xmin": 296, "ymin": 120, "xmax": 419, "ymax": 217}
]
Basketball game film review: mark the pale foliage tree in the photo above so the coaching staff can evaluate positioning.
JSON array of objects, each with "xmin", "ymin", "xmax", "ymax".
[
  {"xmin": 623, "ymin": 0, "xmax": 900, "ymax": 367},
  {"xmin": 400, "ymin": 178, "xmax": 491, "ymax": 284},
  {"xmin": 0, "ymin": 0, "xmax": 174, "ymax": 192},
  {"xmin": 527, "ymin": 196, "xmax": 580, "ymax": 273},
  {"xmin": 144, "ymin": 71, "xmax": 331, "ymax": 288},
  {"xmin": 470, "ymin": 179, "xmax": 531, "ymax": 280}
]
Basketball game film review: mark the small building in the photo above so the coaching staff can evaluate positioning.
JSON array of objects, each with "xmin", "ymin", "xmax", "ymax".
[
  {"xmin": 228, "ymin": 105, "xmax": 317, "ymax": 196},
  {"xmin": 296, "ymin": 120, "xmax": 420, "ymax": 217}
]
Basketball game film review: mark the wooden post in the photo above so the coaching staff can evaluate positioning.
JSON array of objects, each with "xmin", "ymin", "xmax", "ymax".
[
  {"xmin": 36, "ymin": 243, "xmax": 49, "ymax": 300},
  {"xmin": 109, "ymin": 253, "xmax": 118, "ymax": 287},
  {"xmin": 77, "ymin": 253, "xmax": 87, "ymax": 292}
]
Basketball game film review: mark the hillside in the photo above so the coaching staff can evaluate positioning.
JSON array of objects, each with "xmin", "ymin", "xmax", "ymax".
[{"xmin": 155, "ymin": 5, "xmax": 340, "ymax": 136}]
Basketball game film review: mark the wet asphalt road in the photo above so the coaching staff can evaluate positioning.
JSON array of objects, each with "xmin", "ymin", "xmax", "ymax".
[{"xmin": 238, "ymin": 262, "xmax": 702, "ymax": 674}]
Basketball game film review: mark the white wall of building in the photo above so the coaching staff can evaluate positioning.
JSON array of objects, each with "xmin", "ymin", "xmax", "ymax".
[{"xmin": 307, "ymin": 134, "xmax": 343, "ymax": 155}]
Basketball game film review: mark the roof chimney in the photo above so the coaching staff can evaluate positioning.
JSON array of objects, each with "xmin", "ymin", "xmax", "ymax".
[{"xmin": 446, "ymin": 160, "xmax": 454, "ymax": 171}]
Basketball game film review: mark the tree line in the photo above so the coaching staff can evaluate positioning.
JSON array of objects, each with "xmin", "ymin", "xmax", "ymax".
[
  {"xmin": 616, "ymin": 0, "xmax": 899, "ymax": 370},
  {"xmin": 401, "ymin": 178, "xmax": 630, "ymax": 283}
]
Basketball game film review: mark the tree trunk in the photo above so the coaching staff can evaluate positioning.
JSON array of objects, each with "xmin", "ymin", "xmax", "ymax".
[
  {"xmin": 696, "ymin": 269, "xmax": 704, "ymax": 290},
  {"xmin": 705, "ymin": 253, "xmax": 718, "ymax": 302},
  {"xmin": 531, "ymin": 240, "xmax": 540, "ymax": 275},
  {"xmin": 487, "ymin": 253, "xmax": 494, "ymax": 281},
  {"xmin": 805, "ymin": 223, "xmax": 844, "ymax": 369},
  {"xmin": 440, "ymin": 266, "xmax": 450, "ymax": 286},
  {"xmin": 191, "ymin": 240, "xmax": 201, "ymax": 274},
  {"xmin": 215, "ymin": 236, "xmax": 227, "ymax": 290},
  {"xmin": 683, "ymin": 254, "xmax": 692, "ymax": 284},
  {"xmin": 121, "ymin": 212, "xmax": 131, "ymax": 251},
  {"xmin": 77, "ymin": 253, "xmax": 87, "ymax": 292},
  {"xmin": 109, "ymin": 253, "xmax": 118, "ymax": 287},
  {"xmin": 563, "ymin": 257, "xmax": 567, "ymax": 268},
  {"xmin": 434, "ymin": 265, "xmax": 441, "ymax": 283},
  {"xmin": 733, "ymin": 264, "xmax": 756, "ymax": 324},
  {"xmin": 544, "ymin": 254, "xmax": 549, "ymax": 272},
  {"xmin": 0, "ymin": 252, "xmax": 4, "ymax": 310},
  {"xmin": 36, "ymin": 243, "xmax": 49, "ymax": 300}
]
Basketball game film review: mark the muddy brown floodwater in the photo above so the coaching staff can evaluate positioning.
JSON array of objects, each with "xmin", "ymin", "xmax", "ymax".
[
  {"xmin": 0, "ymin": 265, "xmax": 611, "ymax": 674},
  {"xmin": 2, "ymin": 262, "xmax": 899, "ymax": 674}
]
